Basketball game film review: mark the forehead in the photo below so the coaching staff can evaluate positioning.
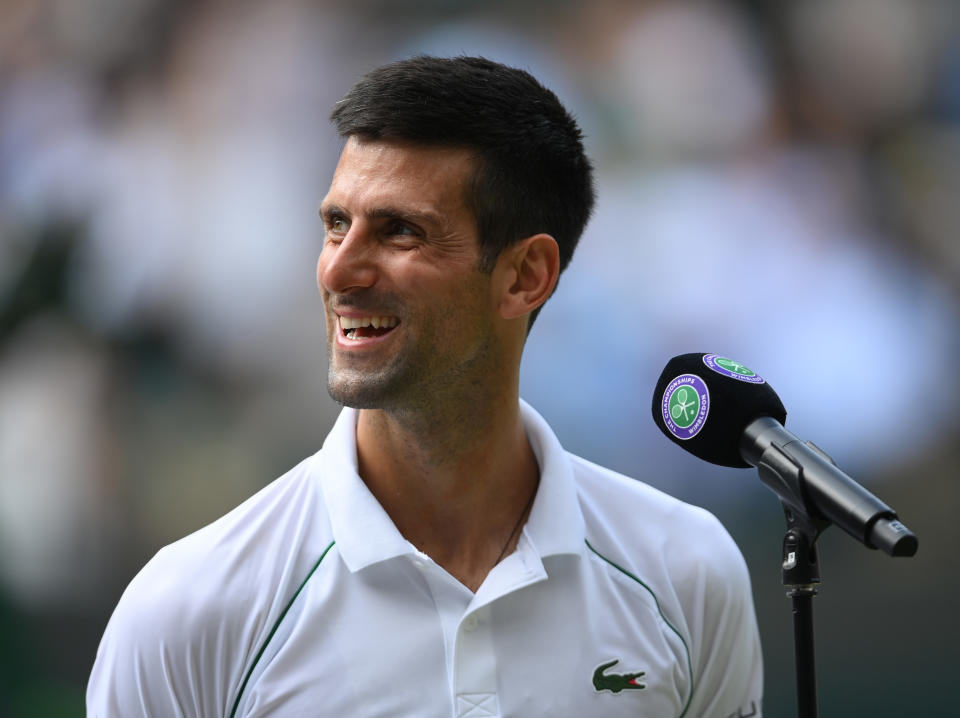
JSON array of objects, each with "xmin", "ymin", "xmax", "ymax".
[{"xmin": 323, "ymin": 137, "xmax": 476, "ymax": 215}]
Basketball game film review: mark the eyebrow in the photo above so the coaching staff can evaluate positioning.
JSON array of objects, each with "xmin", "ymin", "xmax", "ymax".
[{"xmin": 320, "ymin": 202, "xmax": 444, "ymax": 229}]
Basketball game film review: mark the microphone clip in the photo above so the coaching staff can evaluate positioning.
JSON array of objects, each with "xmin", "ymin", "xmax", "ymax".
[{"xmin": 781, "ymin": 502, "xmax": 829, "ymax": 595}]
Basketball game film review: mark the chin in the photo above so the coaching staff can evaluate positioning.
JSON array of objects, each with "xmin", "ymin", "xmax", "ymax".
[{"xmin": 326, "ymin": 370, "xmax": 401, "ymax": 410}]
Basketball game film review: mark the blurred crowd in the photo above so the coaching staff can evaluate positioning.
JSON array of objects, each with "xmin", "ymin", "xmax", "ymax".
[{"xmin": 1, "ymin": 0, "xmax": 958, "ymax": 715}]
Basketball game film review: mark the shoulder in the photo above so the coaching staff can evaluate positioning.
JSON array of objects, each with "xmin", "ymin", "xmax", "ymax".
[
  {"xmin": 88, "ymin": 455, "xmax": 335, "ymax": 714},
  {"xmin": 571, "ymin": 454, "xmax": 742, "ymax": 560},
  {"xmin": 570, "ymin": 453, "xmax": 751, "ymax": 606},
  {"xmin": 124, "ymin": 454, "xmax": 332, "ymax": 636}
]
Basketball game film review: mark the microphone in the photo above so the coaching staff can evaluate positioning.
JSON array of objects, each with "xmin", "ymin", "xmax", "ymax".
[{"xmin": 652, "ymin": 353, "xmax": 918, "ymax": 557}]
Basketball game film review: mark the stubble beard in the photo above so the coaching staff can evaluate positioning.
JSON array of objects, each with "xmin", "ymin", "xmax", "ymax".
[
  {"xmin": 326, "ymin": 349, "xmax": 413, "ymax": 410},
  {"xmin": 325, "ymin": 317, "xmax": 496, "ymax": 419},
  {"xmin": 324, "ymin": 272, "xmax": 498, "ymax": 418}
]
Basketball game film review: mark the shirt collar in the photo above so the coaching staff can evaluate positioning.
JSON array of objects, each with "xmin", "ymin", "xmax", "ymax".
[
  {"xmin": 315, "ymin": 408, "xmax": 414, "ymax": 572},
  {"xmin": 314, "ymin": 400, "xmax": 586, "ymax": 573},
  {"xmin": 517, "ymin": 399, "xmax": 586, "ymax": 559}
]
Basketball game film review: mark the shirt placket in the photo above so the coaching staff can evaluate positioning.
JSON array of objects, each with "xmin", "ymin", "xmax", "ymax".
[
  {"xmin": 453, "ymin": 603, "xmax": 499, "ymax": 717},
  {"xmin": 451, "ymin": 535, "xmax": 548, "ymax": 718}
]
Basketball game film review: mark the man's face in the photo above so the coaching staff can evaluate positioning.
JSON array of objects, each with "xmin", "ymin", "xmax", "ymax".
[{"xmin": 317, "ymin": 137, "xmax": 500, "ymax": 411}]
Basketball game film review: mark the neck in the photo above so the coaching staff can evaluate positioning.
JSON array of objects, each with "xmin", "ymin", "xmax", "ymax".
[{"xmin": 355, "ymin": 386, "xmax": 539, "ymax": 592}]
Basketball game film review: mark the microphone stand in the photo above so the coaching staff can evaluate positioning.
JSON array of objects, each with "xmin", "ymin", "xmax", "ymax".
[
  {"xmin": 780, "ymin": 505, "xmax": 828, "ymax": 718},
  {"xmin": 749, "ymin": 426, "xmax": 832, "ymax": 718}
]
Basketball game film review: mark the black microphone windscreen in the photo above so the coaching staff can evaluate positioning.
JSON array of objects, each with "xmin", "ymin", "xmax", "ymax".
[{"xmin": 652, "ymin": 353, "xmax": 787, "ymax": 468}]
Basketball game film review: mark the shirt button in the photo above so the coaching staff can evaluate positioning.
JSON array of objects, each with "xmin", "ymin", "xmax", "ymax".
[{"xmin": 462, "ymin": 614, "xmax": 479, "ymax": 632}]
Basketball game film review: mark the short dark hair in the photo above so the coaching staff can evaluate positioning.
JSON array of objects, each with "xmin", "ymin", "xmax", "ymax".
[{"xmin": 330, "ymin": 55, "xmax": 595, "ymax": 302}]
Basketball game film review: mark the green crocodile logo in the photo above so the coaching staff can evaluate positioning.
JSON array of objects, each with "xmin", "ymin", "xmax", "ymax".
[{"xmin": 592, "ymin": 659, "xmax": 646, "ymax": 693}]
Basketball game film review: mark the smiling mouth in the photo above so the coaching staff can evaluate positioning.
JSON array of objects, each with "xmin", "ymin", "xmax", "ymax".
[{"xmin": 339, "ymin": 315, "xmax": 400, "ymax": 341}]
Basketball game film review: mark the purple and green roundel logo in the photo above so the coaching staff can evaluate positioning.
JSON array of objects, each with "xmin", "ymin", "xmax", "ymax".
[
  {"xmin": 702, "ymin": 354, "xmax": 765, "ymax": 384},
  {"xmin": 661, "ymin": 374, "xmax": 709, "ymax": 440}
]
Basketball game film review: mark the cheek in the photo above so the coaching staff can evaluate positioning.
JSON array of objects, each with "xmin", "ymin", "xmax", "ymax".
[{"xmin": 439, "ymin": 277, "xmax": 495, "ymax": 334}]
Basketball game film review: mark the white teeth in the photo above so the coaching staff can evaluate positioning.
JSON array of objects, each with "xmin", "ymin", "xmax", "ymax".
[{"xmin": 338, "ymin": 316, "xmax": 399, "ymax": 331}]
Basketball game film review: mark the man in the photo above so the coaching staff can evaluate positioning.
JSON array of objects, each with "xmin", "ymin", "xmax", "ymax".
[{"xmin": 88, "ymin": 56, "xmax": 762, "ymax": 717}]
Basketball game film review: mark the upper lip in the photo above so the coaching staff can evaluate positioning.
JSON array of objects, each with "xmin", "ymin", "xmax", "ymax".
[
  {"xmin": 338, "ymin": 315, "xmax": 399, "ymax": 330},
  {"xmin": 334, "ymin": 308, "xmax": 395, "ymax": 318},
  {"xmin": 328, "ymin": 298, "xmax": 401, "ymax": 331}
]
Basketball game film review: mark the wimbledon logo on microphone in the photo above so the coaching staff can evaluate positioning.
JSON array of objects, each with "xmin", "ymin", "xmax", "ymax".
[
  {"xmin": 702, "ymin": 354, "xmax": 765, "ymax": 383},
  {"xmin": 662, "ymin": 374, "xmax": 709, "ymax": 440}
]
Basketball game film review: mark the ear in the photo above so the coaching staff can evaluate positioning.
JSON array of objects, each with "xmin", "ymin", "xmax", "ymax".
[{"xmin": 495, "ymin": 233, "xmax": 560, "ymax": 321}]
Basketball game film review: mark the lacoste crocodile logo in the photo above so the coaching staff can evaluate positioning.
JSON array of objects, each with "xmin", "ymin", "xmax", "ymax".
[{"xmin": 592, "ymin": 659, "xmax": 646, "ymax": 693}]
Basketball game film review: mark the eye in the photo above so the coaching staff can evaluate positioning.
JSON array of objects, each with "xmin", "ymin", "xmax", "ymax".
[
  {"xmin": 387, "ymin": 220, "xmax": 417, "ymax": 237},
  {"xmin": 384, "ymin": 221, "xmax": 425, "ymax": 251},
  {"xmin": 324, "ymin": 213, "xmax": 349, "ymax": 241}
]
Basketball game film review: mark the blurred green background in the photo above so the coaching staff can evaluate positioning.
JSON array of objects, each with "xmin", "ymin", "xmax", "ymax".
[{"xmin": 1, "ymin": 0, "xmax": 958, "ymax": 716}]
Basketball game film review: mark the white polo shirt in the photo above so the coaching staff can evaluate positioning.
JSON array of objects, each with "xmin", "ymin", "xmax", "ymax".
[{"xmin": 87, "ymin": 401, "xmax": 762, "ymax": 717}]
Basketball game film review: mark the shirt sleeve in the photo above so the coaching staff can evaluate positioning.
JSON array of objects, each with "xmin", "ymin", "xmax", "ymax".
[
  {"xmin": 86, "ymin": 545, "xmax": 247, "ymax": 718},
  {"xmin": 671, "ymin": 513, "xmax": 764, "ymax": 718}
]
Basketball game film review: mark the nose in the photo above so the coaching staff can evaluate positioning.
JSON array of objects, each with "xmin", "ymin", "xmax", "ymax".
[{"xmin": 317, "ymin": 226, "xmax": 378, "ymax": 295}]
